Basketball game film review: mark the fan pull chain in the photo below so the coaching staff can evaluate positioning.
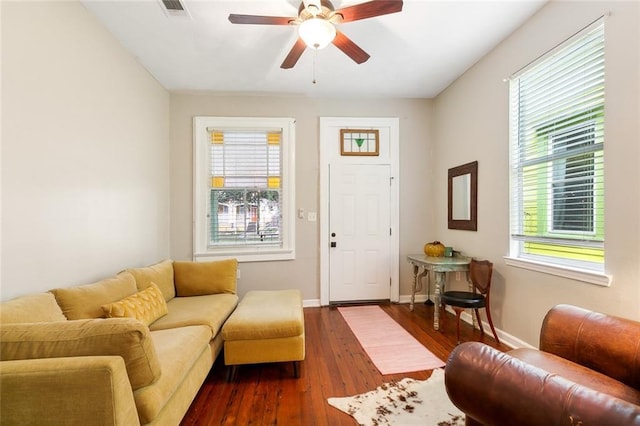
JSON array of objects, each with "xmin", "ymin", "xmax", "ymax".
[{"xmin": 312, "ymin": 49, "xmax": 317, "ymax": 84}]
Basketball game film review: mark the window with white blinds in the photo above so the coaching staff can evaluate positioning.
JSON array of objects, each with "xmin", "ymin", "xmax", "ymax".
[
  {"xmin": 508, "ymin": 19, "xmax": 605, "ymax": 277},
  {"xmin": 193, "ymin": 117, "xmax": 295, "ymax": 262}
]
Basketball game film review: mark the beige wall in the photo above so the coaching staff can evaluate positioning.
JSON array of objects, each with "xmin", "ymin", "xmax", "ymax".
[
  {"xmin": 1, "ymin": 1, "xmax": 171, "ymax": 300},
  {"xmin": 169, "ymin": 95, "xmax": 434, "ymax": 301},
  {"xmin": 3, "ymin": 0, "xmax": 637, "ymax": 349},
  {"xmin": 433, "ymin": 1, "xmax": 640, "ymax": 345}
]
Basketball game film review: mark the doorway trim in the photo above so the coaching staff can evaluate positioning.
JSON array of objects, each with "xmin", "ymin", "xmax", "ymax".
[{"xmin": 319, "ymin": 117, "xmax": 400, "ymax": 306}]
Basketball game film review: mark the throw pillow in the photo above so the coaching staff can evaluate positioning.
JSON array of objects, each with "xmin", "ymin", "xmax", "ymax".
[
  {"xmin": 51, "ymin": 272, "xmax": 138, "ymax": 320},
  {"xmin": 173, "ymin": 259, "xmax": 238, "ymax": 296},
  {"xmin": 0, "ymin": 292, "xmax": 67, "ymax": 323},
  {"xmin": 101, "ymin": 283, "xmax": 168, "ymax": 326}
]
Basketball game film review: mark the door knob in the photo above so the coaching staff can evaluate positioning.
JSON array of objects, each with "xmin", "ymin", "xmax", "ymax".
[{"xmin": 331, "ymin": 232, "xmax": 336, "ymax": 237}]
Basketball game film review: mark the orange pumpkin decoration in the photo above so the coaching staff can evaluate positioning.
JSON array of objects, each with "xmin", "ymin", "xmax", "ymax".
[{"xmin": 424, "ymin": 241, "xmax": 445, "ymax": 257}]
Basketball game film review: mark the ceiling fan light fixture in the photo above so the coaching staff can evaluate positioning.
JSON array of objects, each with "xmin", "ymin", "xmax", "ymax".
[
  {"xmin": 303, "ymin": 0, "xmax": 322, "ymax": 16},
  {"xmin": 298, "ymin": 18, "xmax": 336, "ymax": 50}
]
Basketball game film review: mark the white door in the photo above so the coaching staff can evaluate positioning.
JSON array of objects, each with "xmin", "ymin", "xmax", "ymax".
[{"xmin": 329, "ymin": 164, "xmax": 391, "ymax": 302}]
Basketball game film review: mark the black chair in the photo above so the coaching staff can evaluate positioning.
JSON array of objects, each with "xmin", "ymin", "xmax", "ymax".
[{"xmin": 440, "ymin": 259, "xmax": 500, "ymax": 344}]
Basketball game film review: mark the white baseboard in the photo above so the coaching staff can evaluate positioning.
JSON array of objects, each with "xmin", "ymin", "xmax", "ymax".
[
  {"xmin": 456, "ymin": 310, "xmax": 534, "ymax": 349},
  {"xmin": 396, "ymin": 294, "xmax": 534, "ymax": 349},
  {"xmin": 303, "ymin": 298, "xmax": 321, "ymax": 308},
  {"xmin": 398, "ymin": 294, "xmax": 430, "ymax": 304}
]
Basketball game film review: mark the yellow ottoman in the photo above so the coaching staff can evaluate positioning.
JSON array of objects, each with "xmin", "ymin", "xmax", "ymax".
[{"xmin": 221, "ymin": 289, "xmax": 305, "ymax": 380}]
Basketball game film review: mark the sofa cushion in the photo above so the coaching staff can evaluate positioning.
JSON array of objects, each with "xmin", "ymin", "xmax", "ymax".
[
  {"xmin": 51, "ymin": 273, "xmax": 138, "ymax": 320},
  {"xmin": 0, "ymin": 292, "xmax": 67, "ymax": 323},
  {"xmin": 149, "ymin": 293, "xmax": 238, "ymax": 337},
  {"xmin": 0, "ymin": 318, "xmax": 161, "ymax": 390},
  {"xmin": 222, "ymin": 290, "xmax": 304, "ymax": 340},
  {"xmin": 126, "ymin": 260, "xmax": 175, "ymax": 302},
  {"xmin": 173, "ymin": 259, "xmax": 237, "ymax": 296},
  {"xmin": 102, "ymin": 283, "xmax": 168, "ymax": 326},
  {"xmin": 133, "ymin": 325, "xmax": 212, "ymax": 424}
]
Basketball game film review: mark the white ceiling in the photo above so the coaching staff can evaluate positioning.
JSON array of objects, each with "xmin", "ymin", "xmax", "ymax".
[{"xmin": 81, "ymin": 0, "xmax": 547, "ymax": 98}]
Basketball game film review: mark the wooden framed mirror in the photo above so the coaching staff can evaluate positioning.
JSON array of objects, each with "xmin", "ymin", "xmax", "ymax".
[{"xmin": 448, "ymin": 161, "xmax": 477, "ymax": 231}]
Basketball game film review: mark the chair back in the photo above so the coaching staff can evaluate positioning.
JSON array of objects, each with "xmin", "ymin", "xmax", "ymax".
[{"xmin": 469, "ymin": 259, "xmax": 493, "ymax": 295}]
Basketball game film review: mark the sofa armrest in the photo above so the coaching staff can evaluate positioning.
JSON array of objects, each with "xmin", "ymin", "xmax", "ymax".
[
  {"xmin": 0, "ymin": 318, "xmax": 161, "ymax": 389},
  {"xmin": 445, "ymin": 342, "xmax": 640, "ymax": 426},
  {"xmin": 541, "ymin": 304, "xmax": 640, "ymax": 389},
  {"xmin": 0, "ymin": 356, "xmax": 140, "ymax": 425}
]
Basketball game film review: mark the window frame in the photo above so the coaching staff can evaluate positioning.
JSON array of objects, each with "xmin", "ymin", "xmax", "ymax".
[
  {"xmin": 505, "ymin": 18, "xmax": 610, "ymax": 286},
  {"xmin": 193, "ymin": 116, "xmax": 296, "ymax": 262},
  {"xmin": 548, "ymin": 121, "xmax": 597, "ymax": 236}
]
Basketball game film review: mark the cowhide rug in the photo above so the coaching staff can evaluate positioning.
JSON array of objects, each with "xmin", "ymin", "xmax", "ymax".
[{"xmin": 327, "ymin": 368, "xmax": 464, "ymax": 426}]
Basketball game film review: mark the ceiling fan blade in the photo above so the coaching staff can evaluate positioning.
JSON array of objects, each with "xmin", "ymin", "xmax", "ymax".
[
  {"xmin": 281, "ymin": 38, "xmax": 307, "ymax": 69},
  {"xmin": 335, "ymin": 0, "xmax": 403, "ymax": 23},
  {"xmin": 332, "ymin": 31, "xmax": 370, "ymax": 64},
  {"xmin": 228, "ymin": 14, "xmax": 294, "ymax": 25}
]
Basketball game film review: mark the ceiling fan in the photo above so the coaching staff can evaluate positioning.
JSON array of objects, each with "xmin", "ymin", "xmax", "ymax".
[{"xmin": 228, "ymin": 0, "xmax": 403, "ymax": 69}]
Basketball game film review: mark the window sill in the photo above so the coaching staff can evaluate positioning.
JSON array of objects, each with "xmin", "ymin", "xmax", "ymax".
[
  {"xmin": 504, "ymin": 256, "xmax": 611, "ymax": 287},
  {"xmin": 194, "ymin": 249, "xmax": 295, "ymax": 263}
]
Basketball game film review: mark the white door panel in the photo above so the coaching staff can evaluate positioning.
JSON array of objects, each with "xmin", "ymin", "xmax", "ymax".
[{"xmin": 329, "ymin": 164, "xmax": 390, "ymax": 302}]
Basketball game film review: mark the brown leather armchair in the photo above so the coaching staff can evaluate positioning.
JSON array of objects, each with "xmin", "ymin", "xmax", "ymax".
[{"xmin": 444, "ymin": 304, "xmax": 640, "ymax": 426}]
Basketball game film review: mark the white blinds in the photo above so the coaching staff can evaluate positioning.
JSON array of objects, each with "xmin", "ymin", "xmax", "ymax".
[
  {"xmin": 207, "ymin": 128, "xmax": 283, "ymax": 247},
  {"xmin": 209, "ymin": 130, "xmax": 281, "ymax": 189},
  {"xmin": 509, "ymin": 19, "xmax": 605, "ymax": 269}
]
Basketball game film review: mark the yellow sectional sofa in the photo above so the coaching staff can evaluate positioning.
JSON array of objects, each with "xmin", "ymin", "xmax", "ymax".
[{"xmin": 0, "ymin": 259, "xmax": 239, "ymax": 426}]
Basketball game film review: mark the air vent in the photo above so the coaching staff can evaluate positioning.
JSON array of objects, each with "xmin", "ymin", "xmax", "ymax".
[
  {"xmin": 163, "ymin": 0, "xmax": 183, "ymax": 11},
  {"xmin": 159, "ymin": 0, "xmax": 191, "ymax": 18}
]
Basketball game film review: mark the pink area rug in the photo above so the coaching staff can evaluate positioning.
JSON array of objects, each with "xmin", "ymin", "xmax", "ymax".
[{"xmin": 338, "ymin": 305, "xmax": 445, "ymax": 375}]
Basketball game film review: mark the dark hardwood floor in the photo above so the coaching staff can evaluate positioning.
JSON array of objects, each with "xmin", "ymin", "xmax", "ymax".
[{"xmin": 181, "ymin": 303, "xmax": 508, "ymax": 425}]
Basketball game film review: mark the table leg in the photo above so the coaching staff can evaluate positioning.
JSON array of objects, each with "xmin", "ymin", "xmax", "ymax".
[
  {"xmin": 423, "ymin": 270, "xmax": 434, "ymax": 305},
  {"xmin": 410, "ymin": 264, "xmax": 419, "ymax": 311},
  {"xmin": 433, "ymin": 271, "xmax": 445, "ymax": 330}
]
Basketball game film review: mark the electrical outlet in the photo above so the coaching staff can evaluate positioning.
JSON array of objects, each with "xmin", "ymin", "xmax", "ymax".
[{"xmin": 308, "ymin": 212, "xmax": 317, "ymax": 222}]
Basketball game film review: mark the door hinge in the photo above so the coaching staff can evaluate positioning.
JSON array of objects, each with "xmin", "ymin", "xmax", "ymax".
[{"xmin": 390, "ymin": 228, "xmax": 392, "ymax": 236}]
